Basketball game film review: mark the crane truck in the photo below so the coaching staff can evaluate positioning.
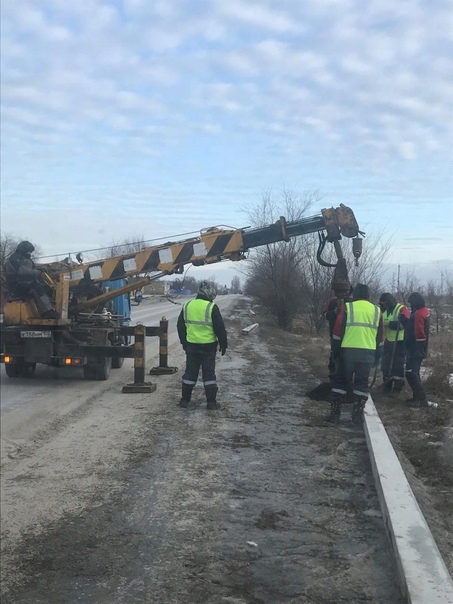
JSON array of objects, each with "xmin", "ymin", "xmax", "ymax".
[{"xmin": 0, "ymin": 204, "xmax": 363, "ymax": 380}]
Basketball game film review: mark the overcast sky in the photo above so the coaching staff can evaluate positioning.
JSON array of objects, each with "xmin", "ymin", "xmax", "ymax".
[{"xmin": 1, "ymin": 0, "xmax": 452, "ymax": 284}]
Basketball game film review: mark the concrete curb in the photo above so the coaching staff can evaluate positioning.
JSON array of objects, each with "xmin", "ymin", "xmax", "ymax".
[{"xmin": 364, "ymin": 397, "xmax": 453, "ymax": 604}]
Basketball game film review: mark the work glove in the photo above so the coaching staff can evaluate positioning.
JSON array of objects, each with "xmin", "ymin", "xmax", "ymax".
[
  {"xmin": 36, "ymin": 269, "xmax": 47, "ymax": 282},
  {"xmin": 388, "ymin": 320, "xmax": 400, "ymax": 330},
  {"xmin": 220, "ymin": 346, "xmax": 227, "ymax": 356}
]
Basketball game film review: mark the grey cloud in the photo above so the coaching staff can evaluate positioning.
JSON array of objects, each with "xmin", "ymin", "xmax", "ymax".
[
  {"xmin": 215, "ymin": 0, "xmax": 298, "ymax": 32},
  {"xmin": 2, "ymin": 0, "xmax": 453, "ymax": 166}
]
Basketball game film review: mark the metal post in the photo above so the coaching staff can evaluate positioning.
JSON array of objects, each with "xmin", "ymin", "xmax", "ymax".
[
  {"xmin": 123, "ymin": 324, "xmax": 157, "ymax": 393},
  {"xmin": 149, "ymin": 317, "xmax": 178, "ymax": 375}
]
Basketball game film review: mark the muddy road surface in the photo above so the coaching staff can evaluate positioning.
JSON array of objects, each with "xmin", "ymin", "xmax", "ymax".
[{"xmin": 1, "ymin": 297, "xmax": 403, "ymax": 603}]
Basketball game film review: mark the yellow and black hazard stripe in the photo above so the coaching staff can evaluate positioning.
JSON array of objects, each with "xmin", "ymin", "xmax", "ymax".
[{"xmin": 63, "ymin": 228, "xmax": 246, "ymax": 285}]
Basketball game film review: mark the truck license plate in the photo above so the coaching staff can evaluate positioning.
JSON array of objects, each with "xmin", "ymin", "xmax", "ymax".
[{"xmin": 20, "ymin": 331, "xmax": 52, "ymax": 338}]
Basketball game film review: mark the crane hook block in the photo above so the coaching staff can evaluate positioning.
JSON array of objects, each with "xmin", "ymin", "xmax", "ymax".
[
  {"xmin": 353, "ymin": 237, "xmax": 363, "ymax": 259},
  {"xmin": 321, "ymin": 204, "xmax": 360, "ymax": 242},
  {"xmin": 331, "ymin": 258, "xmax": 351, "ymax": 300}
]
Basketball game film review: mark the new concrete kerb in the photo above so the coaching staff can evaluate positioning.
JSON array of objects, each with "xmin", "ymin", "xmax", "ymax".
[
  {"xmin": 364, "ymin": 397, "xmax": 453, "ymax": 604},
  {"xmin": 242, "ymin": 323, "xmax": 259, "ymax": 335}
]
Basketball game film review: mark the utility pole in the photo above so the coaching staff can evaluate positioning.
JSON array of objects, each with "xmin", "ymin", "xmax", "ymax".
[{"xmin": 397, "ymin": 264, "xmax": 401, "ymax": 294}]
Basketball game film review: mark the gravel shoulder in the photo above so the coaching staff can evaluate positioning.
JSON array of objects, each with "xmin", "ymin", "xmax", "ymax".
[{"xmin": 1, "ymin": 297, "xmax": 405, "ymax": 603}]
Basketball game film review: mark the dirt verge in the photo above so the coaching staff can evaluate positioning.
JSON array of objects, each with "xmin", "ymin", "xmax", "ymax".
[{"xmin": 295, "ymin": 307, "xmax": 453, "ymax": 577}]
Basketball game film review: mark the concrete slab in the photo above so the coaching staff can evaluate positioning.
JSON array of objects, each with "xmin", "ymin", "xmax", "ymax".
[
  {"xmin": 364, "ymin": 397, "xmax": 453, "ymax": 604},
  {"xmin": 242, "ymin": 323, "xmax": 259, "ymax": 335}
]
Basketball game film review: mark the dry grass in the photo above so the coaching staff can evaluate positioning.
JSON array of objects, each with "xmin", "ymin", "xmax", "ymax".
[{"xmin": 424, "ymin": 330, "xmax": 453, "ymax": 398}]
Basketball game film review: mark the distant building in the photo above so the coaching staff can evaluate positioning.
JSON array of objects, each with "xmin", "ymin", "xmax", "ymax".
[
  {"xmin": 143, "ymin": 281, "xmax": 170, "ymax": 296},
  {"xmin": 169, "ymin": 288, "xmax": 193, "ymax": 296}
]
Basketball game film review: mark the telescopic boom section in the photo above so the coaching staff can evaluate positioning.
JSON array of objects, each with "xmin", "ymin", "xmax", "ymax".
[
  {"xmin": 60, "ymin": 204, "xmax": 360, "ymax": 288},
  {"xmin": 241, "ymin": 204, "xmax": 359, "ymax": 248}
]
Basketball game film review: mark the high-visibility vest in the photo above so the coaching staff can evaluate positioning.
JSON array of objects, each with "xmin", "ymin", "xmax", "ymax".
[
  {"xmin": 183, "ymin": 299, "xmax": 217, "ymax": 344},
  {"xmin": 383, "ymin": 304, "xmax": 405, "ymax": 342},
  {"xmin": 341, "ymin": 300, "xmax": 380, "ymax": 350}
]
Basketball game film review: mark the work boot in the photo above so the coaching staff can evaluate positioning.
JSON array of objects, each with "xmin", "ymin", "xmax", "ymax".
[
  {"xmin": 406, "ymin": 399, "xmax": 429, "ymax": 408},
  {"xmin": 409, "ymin": 377, "xmax": 428, "ymax": 406},
  {"xmin": 393, "ymin": 381, "xmax": 404, "ymax": 395},
  {"xmin": 36, "ymin": 294, "xmax": 57, "ymax": 317},
  {"xmin": 324, "ymin": 400, "xmax": 341, "ymax": 425},
  {"xmin": 205, "ymin": 385, "xmax": 219, "ymax": 410},
  {"xmin": 180, "ymin": 384, "xmax": 193, "ymax": 407},
  {"xmin": 381, "ymin": 379, "xmax": 393, "ymax": 396},
  {"xmin": 351, "ymin": 398, "xmax": 366, "ymax": 425},
  {"xmin": 405, "ymin": 373, "xmax": 420, "ymax": 402}
]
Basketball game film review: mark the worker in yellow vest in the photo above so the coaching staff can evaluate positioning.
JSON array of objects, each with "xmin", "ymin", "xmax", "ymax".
[
  {"xmin": 328, "ymin": 284, "xmax": 384, "ymax": 425},
  {"xmin": 177, "ymin": 281, "xmax": 228, "ymax": 410},
  {"xmin": 378, "ymin": 293, "xmax": 410, "ymax": 396}
]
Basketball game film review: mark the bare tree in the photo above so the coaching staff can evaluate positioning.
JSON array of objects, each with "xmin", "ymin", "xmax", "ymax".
[
  {"xmin": 1, "ymin": 232, "xmax": 42, "ymax": 266},
  {"xmin": 243, "ymin": 188, "xmax": 321, "ymax": 330},
  {"xmin": 230, "ymin": 275, "xmax": 241, "ymax": 294},
  {"xmin": 443, "ymin": 270, "xmax": 453, "ymax": 306},
  {"xmin": 346, "ymin": 228, "xmax": 392, "ymax": 301},
  {"xmin": 104, "ymin": 235, "xmax": 147, "ymax": 258},
  {"xmin": 296, "ymin": 233, "xmax": 335, "ymax": 331},
  {"xmin": 426, "ymin": 280, "xmax": 448, "ymax": 333},
  {"xmin": 391, "ymin": 268, "xmax": 423, "ymax": 305},
  {"xmin": 243, "ymin": 191, "xmax": 396, "ymax": 332},
  {"xmin": 1, "ymin": 232, "xmax": 21, "ymax": 272},
  {"xmin": 169, "ymin": 276, "xmax": 199, "ymax": 294}
]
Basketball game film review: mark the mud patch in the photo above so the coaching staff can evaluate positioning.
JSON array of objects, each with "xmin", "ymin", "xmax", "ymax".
[{"xmin": 255, "ymin": 509, "xmax": 289, "ymax": 530}]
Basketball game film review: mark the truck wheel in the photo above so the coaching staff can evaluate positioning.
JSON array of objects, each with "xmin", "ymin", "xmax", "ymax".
[
  {"xmin": 95, "ymin": 356, "xmax": 111, "ymax": 380},
  {"xmin": 82, "ymin": 365, "xmax": 96, "ymax": 380},
  {"xmin": 83, "ymin": 357, "xmax": 111, "ymax": 380},
  {"xmin": 111, "ymin": 336, "xmax": 127, "ymax": 369},
  {"xmin": 5, "ymin": 360, "xmax": 36, "ymax": 378},
  {"xmin": 111, "ymin": 355, "xmax": 124, "ymax": 369}
]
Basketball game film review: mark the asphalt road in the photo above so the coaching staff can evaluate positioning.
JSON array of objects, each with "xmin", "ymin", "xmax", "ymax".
[
  {"xmin": 0, "ymin": 295, "xmax": 403, "ymax": 603},
  {"xmin": 0, "ymin": 293, "xmax": 237, "ymax": 414}
]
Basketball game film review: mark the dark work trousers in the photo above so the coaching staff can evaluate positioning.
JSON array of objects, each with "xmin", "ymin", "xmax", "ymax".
[
  {"xmin": 11, "ymin": 281, "xmax": 55, "ymax": 316},
  {"xmin": 381, "ymin": 339, "xmax": 406, "ymax": 386},
  {"xmin": 328, "ymin": 349, "xmax": 337, "ymax": 380},
  {"xmin": 331, "ymin": 350, "xmax": 372, "ymax": 403},
  {"xmin": 405, "ymin": 352, "xmax": 427, "ymax": 402},
  {"xmin": 182, "ymin": 347, "xmax": 218, "ymax": 403}
]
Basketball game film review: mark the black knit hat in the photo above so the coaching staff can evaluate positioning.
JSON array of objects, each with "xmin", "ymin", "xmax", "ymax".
[
  {"xmin": 379, "ymin": 292, "xmax": 397, "ymax": 307},
  {"xmin": 408, "ymin": 292, "xmax": 425, "ymax": 309},
  {"xmin": 16, "ymin": 241, "xmax": 35, "ymax": 254},
  {"xmin": 353, "ymin": 283, "xmax": 370, "ymax": 300}
]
